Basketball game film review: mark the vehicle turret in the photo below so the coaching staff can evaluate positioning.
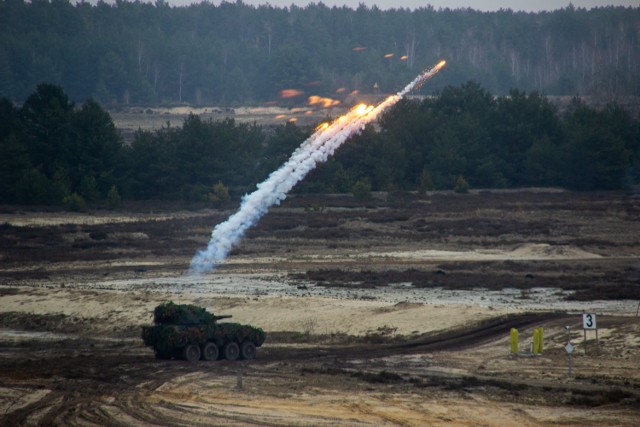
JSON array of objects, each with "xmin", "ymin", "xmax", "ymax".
[{"xmin": 152, "ymin": 301, "xmax": 232, "ymax": 325}]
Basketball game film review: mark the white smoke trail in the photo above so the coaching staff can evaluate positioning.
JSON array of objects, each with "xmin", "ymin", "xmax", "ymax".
[{"xmin": 189, "ymin": 61, "xmax": 446, "ymax": 274}]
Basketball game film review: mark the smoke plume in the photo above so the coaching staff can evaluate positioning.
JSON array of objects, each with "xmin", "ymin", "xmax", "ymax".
[{"xmin": 189, "ymin": 61, "xmax": 446, "ymax": 274}]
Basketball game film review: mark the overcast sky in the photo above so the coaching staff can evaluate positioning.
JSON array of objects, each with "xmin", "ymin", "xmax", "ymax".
[{"xmin": 162, "ymin": 1, "xmax": 639, "ymax": 11}]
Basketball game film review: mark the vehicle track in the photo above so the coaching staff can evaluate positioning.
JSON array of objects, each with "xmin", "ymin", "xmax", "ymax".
[
  {"xmin": 255, "ymin": 311, "xmax": 570, "ymax": 362},
  {"xmin": 0, "ymin": 311, "xmax": 621, "ymax": 426}
]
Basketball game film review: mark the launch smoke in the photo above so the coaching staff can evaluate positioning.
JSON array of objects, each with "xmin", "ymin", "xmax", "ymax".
[{"xmin": 189, "ymin": 60, "xmax": 446, "ymax": 274}]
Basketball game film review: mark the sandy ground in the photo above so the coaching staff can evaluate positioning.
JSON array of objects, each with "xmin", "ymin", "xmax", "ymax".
[{"xmin": 1, "ymin": 190, "xmax": 639, "ymax": 425}]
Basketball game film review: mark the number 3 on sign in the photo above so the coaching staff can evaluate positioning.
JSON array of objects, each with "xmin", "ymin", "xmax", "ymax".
[{"xmin": 583, "ymin": 313, "xmax": 597, "ymax": 330}]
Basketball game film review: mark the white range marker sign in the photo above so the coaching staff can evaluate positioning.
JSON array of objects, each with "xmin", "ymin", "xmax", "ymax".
[{"xmin": 582, "ymin": 313, "xmax": 597, "ymax": 330}]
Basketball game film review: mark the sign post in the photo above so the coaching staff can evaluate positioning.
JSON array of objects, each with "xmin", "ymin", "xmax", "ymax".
[
  {"xmin": 565, "ymin": 342, "xmax": 574, "ymax": 377},
  {"xmin": 582, "ymin": 313, "xmax": 597, "ymax": 354}
]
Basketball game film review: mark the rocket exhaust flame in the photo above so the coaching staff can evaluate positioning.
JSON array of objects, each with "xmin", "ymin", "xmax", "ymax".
[
  {"xmin": 189, "ymin": 60, "xmax": 447, "ymax": 274},
  {"xmin": 403, "ymin": 60, "xmax": 447, "ymax": 94}
]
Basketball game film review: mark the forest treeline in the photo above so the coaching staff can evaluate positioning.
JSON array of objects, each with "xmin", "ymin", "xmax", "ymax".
[
  {"xmin": 1, "ymin": 83, "xmax": 638, "ymax": 207},
  {"xmin": 0, "ymin": 0, "xmax": 639, "ymax": 105}
]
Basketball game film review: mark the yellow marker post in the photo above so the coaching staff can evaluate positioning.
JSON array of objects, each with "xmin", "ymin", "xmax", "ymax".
[
  {"xmin": 537, "ymin": 327, "xmax": 544, "ymax": 354},
  {"xmin": 510, "ymin": 328, "xmax": 518, "ymax": 354},
  {"xmin": 533, "ymin": 328, "xmax": 540, "ymax": 355}
]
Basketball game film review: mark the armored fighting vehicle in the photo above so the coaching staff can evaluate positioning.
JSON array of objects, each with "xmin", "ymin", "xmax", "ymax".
[{"xmin": 141, "ymin": 302, "xmax": 266, "ymax": 362}]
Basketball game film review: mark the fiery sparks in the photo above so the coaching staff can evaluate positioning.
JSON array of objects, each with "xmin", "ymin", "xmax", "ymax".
[
  {"xmin": 308, "ymin": 95, "xmax": 341, "ymax": 109},
  {"xmin": 352, "ymin": 104, "xmax": 374, "ymax": 116},
  {"xmin": 279, "ymin": 89, "xmax": 304, "ymax": 99},
  {"xmin": 406, "ymin": 60, "xmax": 448, "ymax": 93},
  {"xmin": 190, "ymin": 60, "xmax": 447, "ymax": 274}
]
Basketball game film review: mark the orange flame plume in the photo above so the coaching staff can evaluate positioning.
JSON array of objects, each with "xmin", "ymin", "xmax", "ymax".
[
  {"xmin": 279, "ymin": 89, "xmax": 304, "ymax": 99},
  {"xmin": 308, "ymin": 95, "xmax": 341, "ymax": 109}
]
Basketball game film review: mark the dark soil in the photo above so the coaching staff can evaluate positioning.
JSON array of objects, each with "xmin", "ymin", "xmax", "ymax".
[{"xmin": 2, "ymin": 190, "xmax": 639, "ymax": 300}]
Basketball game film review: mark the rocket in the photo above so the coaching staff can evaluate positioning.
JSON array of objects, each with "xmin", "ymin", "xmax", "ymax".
[
  {"xmin": 191, "ymin": 58, "xmax": 447, "ymax": 274},
  {"xmin": 411, "ymin": 60, "xmax": 447, "ymax": 93}
]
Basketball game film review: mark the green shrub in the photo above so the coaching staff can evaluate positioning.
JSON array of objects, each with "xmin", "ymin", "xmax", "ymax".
[
  {"xmin": 15, "ymin": 169, "xmax": 53, "ymax": 204},
  {"xmin": 418, "ymin": 169, "xmax": 434, "ymax": 194},
  {"xmin": 352, "ymin": 177, "xmax": 372, "ymax": 200},
  {"xmin": 51, "ymin": 169, "xmax": 71, "ymax": 203},
  {"xmin": 454, "ymin": 175, "xmax": 470, "ymax": 193},
  {"xmin": 79, "ymin": 175, "xmax": 101, "ymax": 202},
  {"xmin": 63, "ymin": 193, "xmax": 86, "ymax": 211},
  {"xmin": 107, "ymin": 184, "xmax": 121, "ymax": 208},
  {"xmin": 207, "ymin": 181, "xmax": 230, "ymax": 207}
]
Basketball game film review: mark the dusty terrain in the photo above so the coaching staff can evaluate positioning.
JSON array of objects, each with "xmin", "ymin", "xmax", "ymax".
[{"xmin": 1, "ymin": 189, "xmax": 640, "ymax": 426}]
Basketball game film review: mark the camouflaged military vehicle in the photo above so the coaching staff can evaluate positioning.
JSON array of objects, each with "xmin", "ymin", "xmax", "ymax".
[{"xmin": 141, "ymin": 302, "xmax": 266, "ymax": 362}]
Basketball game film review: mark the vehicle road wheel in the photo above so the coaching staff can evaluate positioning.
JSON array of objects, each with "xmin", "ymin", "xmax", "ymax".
[
  {"xmin": 177, "ymin": 335, "xmax": 189, "ymax": 347},
  {"xmin": 223, "ymin": 341, "xmax": 240, "ymax": 361},
  {"xmin": 202, "ymin": 342, "xmax": 219, "ymax": 361},
  {"xmin": 240, "ymin": 341, "xmax": 256, "ymax": 360},
  {"xmin": 182, "ymin": 343, "xmax": 201, "ymax": 362}
]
